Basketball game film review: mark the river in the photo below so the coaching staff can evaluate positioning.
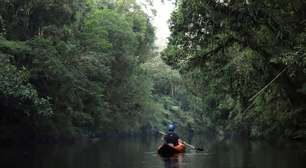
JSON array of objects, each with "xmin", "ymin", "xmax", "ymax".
[{"xmin": 1, "ymin": 136, "xmax": 306, "ymax": 168}]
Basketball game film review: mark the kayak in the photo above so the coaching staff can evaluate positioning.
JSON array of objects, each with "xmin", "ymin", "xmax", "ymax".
[{"xmin": 157, "ymin": 142, "xmax": 185, "ymax": 157}]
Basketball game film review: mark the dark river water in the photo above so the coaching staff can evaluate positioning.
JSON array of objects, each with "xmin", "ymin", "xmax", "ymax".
[{"xmin": 1, "ymin": 136, "xmax": 306, "ymax": 168}]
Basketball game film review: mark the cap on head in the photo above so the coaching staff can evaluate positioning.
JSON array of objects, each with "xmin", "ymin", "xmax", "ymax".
[{"xmin": 168, "ymin": 123, "xmax": 176, "ymax": 132}]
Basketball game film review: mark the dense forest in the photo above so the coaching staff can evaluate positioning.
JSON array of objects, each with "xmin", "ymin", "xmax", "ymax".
[
  {"xmin": 0, "ymin": 0, "xmax": 193, "ymax": 144},
  {"xmin": 162, "ymin": 0, "xmax": 306, "ymax": 139},
  {"xmin": 0, "ymin": 0, "xmax": 306, "ymax": 145}
]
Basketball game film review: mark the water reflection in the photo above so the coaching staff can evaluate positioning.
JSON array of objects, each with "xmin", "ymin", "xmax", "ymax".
[
  {"xmin": 161, "ymin": 154, "xmax": 184, "ymax": 168},
  {"xmin": 0, "ymin": 137, "xmax": 306, "ymax": 168}
]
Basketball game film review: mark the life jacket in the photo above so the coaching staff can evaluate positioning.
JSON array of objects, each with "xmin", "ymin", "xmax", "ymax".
[{"xmin": 164, "ymin": 132, "xmax": 179, "ymax": 146}]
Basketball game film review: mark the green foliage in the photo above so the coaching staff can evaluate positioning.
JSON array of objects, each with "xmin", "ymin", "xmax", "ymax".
[
  {"xmin": 0, "ymin": 59, "xmax": 52, "ymax": 116},
  {"xmin": 0, "ymin": 51, "xmax": 53, "ymax": 143},
  {"xmin": 163, "ymin": 0, "xmax": 306, "ymax": 139},
  {"xmin": 143, "ymin": 56, "xmax": 194, "ymax": 132},
  {"xmin": 0, "ymin": 0, "xmax": 78, "ymax": 40},
  {"xmin": 0, "ymin": 0, "xmax": 172, "ymax": 143}
]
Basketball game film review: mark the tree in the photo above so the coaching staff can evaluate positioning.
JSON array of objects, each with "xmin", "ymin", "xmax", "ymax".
[{"xmin": 162, "ymin": 0, "xmax": 306, "ymax": 138}]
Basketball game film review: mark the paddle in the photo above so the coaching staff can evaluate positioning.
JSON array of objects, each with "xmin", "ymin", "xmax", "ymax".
[{"xmin": 158, "ymin": 130, "xmax": 204, "ymax": 151}]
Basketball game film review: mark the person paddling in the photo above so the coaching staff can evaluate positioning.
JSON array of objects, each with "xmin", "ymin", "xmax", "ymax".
[
  {"xmin": 163, "ymin": 123, "xmax": 182, "ymax": 147},
  {"xmin": 158, "ymin": 124, "xmax": 204, "ymax": 154}
]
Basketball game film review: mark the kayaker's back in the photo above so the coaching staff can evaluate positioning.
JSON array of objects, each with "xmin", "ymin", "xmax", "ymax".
[{"xmin": 164, "ymin": 132, "xmax": 179, "ymax": 146}]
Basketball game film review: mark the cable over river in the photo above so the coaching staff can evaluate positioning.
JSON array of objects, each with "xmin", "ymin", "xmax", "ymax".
[{"xmin": 1, "ymin": 136, "xmax": 306, "ymax": 168}]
